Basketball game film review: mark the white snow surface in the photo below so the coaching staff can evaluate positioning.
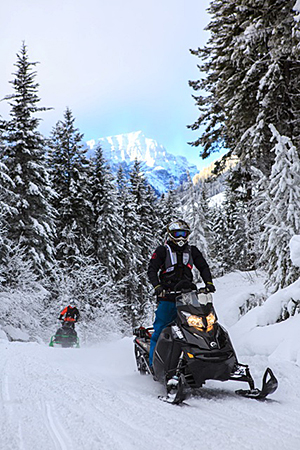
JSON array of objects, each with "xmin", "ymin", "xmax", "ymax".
[{"xmin": 1, "ymin": 269, "xmax": 300, "ymax": 449}]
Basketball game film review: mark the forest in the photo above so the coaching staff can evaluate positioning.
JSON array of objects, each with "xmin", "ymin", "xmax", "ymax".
[{"xmin": 1, "ymin": 0, "xmax": 300, "ymax": 343}]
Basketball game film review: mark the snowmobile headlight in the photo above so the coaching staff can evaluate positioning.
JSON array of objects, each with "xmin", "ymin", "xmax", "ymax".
[
  {"xmin": 206, "ymin": 312, "xmax": 216, "ymax": 331},
  {"xmin": 187, "ymin": 313, "xmax": 216, "ymax": 332},
  {"xmin": 187, "ymin": 315, "xmax": 205, "ymax": 330}
]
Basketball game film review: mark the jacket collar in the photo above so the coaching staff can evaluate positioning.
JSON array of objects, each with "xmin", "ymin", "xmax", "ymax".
[{"xmin": 166, "ymin": 240, "xmax": 189, "ymax": 252}]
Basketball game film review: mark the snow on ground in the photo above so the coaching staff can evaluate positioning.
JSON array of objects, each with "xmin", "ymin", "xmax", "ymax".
[
  {"xmin": 1, "ymin": 337, "xmax": 300, "ymax": 450},
  {"xmin": 1, "ymin": 270, "xmax": 300, "ymax": 450}
]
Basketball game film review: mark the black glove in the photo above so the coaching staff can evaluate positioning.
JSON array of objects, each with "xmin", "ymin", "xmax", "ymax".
[
  {"xmin": 205, "ymin": 282, "xmax": 216, "ymax": 293},
  {"xmin": 154, "ymin": 284, "xmax": 164, "ymax": 296}
]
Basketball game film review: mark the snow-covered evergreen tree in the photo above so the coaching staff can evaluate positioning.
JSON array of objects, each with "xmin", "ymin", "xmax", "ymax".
[
  {"xmin": 189, "ymin": 0, "xmax": 300, "ymax": 176},
  {"xmin": 180, "ymin": 174, "xmax": 209, "ymax": 258},
  {"xmin": 48, "ymin": 107, "xmax": 93, "ymax": 267},
  {"xmin": 90, "ymin": 145, "xmax": 124, "ymax": 280},
  {"xmin": 223, "ymin": 164, "xmax": 258, "ymax": 271},
  {"xmin": 125, "ymin": 159, "xmax": 156, "ymax": 327},
  {"xmin": 223, "ymin": 185, "xmax": 247, "ymax": 272},
  {"xmin": 259, "ymin": 125, "xmax": 300, "ymax": 292},
  {"xmin": 209, "ymin": 205, "xmax": 227, "ymax": 277},
  {"xmin": 0, "ymin": 121, "xmax": 16, "ymax": 237},
  {"xmin": 157, "ymin": 179, "xmax": 179, "ymax": 236},
  {"xmin": 2, "ymin": 42, "xmax": 55, "ymax": 275},
  {"xmin": 115, "ymin": 166, "xmax": 139, "ymax": 294}
]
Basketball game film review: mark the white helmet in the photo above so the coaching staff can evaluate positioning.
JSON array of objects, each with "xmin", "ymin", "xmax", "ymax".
[{"xmin": 167, "ymin": 220, "xmax": 190, "ymax": 247}]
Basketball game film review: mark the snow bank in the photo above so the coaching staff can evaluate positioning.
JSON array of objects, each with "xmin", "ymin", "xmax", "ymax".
[
  {"xmin": 221, "ymin": 270, "xmax": 300, "ymax": 367},
  {"xmin": 0, "ymin": 328, "xmax": 8, "ymax": 341},
  {"xmin": 231, "ymin": 312, "xmax": 300, "ymax": 367},
  {"xmin": 213, "ymin": 270, "xmax": 266, "ymax": 327},
  {"xmin": 0, "ymin": 288, "xmax": 48, "ymax": 342},
  {"xmin": 1, "ymin": 324, "xmax": 30, "ymax": 342}
]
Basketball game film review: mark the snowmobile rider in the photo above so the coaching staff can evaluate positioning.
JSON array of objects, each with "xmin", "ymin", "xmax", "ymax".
[
  {"xmin": 147, "ymin": 219, "xmax": 215, "ymax": 367},
  {"xmin": 59, "ymin": 304, "xmax": 80, "ymax": 328}
]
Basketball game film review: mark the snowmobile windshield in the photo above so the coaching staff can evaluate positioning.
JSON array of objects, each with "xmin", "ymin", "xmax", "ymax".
[{"xmin": 176, "ymin": 290, "xmax": 213, "ymax": 307}]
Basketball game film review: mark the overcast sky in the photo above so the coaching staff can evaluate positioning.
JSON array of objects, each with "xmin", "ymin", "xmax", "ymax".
[{"xmin": 0, "ymin": 0, "xmax": 216, "ymax": 169}]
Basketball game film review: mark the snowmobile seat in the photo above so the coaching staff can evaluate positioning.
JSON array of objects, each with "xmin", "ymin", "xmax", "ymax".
[{"xmin": 133, "ymin": 326, "xmax": 153, "ymax": 340}]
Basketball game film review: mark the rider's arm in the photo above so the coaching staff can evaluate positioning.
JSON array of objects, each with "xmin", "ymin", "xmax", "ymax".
[
  {"xmin": 191, "ymin": 246, "xmax": 213, "ymax": 285},
  {"xmin": 147, "ymin": 245, "xmax": 166, "ymax": 289},
  {"xmin": 59, "ymin": 306, "xmax": 68, "ymax": 318},
  {"xmin": 75, "ymin": 308, "xmax": 80, "ymax": 321}
]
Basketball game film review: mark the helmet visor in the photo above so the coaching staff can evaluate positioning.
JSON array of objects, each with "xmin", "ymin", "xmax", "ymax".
[{"xmin": 170, "ymin": 230, "xmax": 189, "ymax": 239}]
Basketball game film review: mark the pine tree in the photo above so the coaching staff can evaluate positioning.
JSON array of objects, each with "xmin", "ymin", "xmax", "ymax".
[
  {"xmin": 114, "ymin": 160, "xmax": 159, "ymax": 328},
  {"xmin": 126, "ymin": 159, "xmax": 156, "ymax": 326},
  {"xmin": 209, "ymin": 205, "xmax": 227, "ymax": 276},
  {"xmin": 2, "ymin": 43, "xmax": 55, "ymax": 275},
  {"xmin": 0, "ymin": 120, "xmax": 15, "ymax": 228},
  {"xmin": 90, "ymin": 146, "xmax": 124, "ymax": 280},
  {"xmin": 48, "ymin": 107, "xmax": 93, "ymax": 267},
  {"xmin": 116, "ymin": 166, "xmax": 132, "ymax": 280},
  {"xmin": 189, "ymin": 0, "xmax": 300, "ymax": 176},
  {"xmin": 259, "ymin": 125, "xmax": 300, "ymax": 292},
  {"xmin": 114, "ymin": 165, "xmax": 140, "ymax": 326},
  {"xmin": 115, "ymin": 166, "xmax": 138, "ymax": 288},
  {"xmin": 224, "ymin": 164, "xmax": 258, "ymax": 271},
  {"xmin": 0, "ymin": 141, "xmax": 16, "ymax": 275},
  {"xmin": 181, "ymin": 174, "xmax": 209, "ymax": 258},
  {"xmin": 157, "ymin": 179, "xmax": 179, "ymax": 235},
  {"xmin": 223, "ymin": 185, "xmax": 247, "ymax": 271}
]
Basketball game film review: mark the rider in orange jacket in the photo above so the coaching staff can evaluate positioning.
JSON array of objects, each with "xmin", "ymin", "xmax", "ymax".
[{"xmin": 59, "ymin": 304, "xmax": 80, "ymax": 328}]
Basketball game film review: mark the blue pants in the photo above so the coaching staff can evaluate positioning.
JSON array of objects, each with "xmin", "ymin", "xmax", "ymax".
[{"xmin": 149, "ymin": 301, "xmax": 177, "ymax": 366}]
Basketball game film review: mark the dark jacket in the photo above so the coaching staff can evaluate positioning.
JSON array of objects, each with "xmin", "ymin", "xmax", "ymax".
[
  {"xmin": 59, "ymin": 305, "xmax": 80, "ymax": 323},
  {"xmin": 147, "ymin": 240, "xmax": 213, "ymax": 294}
]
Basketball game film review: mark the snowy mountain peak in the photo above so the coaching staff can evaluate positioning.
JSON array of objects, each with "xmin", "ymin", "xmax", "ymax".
[
  {"xmin": 88, "ymin": 131, "xmax": 166, "ymax": 168},
  {"xmin": 86, "ymin": 131, "xmax": 198, "ymax": 194}
]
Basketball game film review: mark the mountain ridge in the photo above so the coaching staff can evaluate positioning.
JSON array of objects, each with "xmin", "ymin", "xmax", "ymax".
[{"xmin": 86, "ymin": 131, "xmax": 199, "ymax": 194}]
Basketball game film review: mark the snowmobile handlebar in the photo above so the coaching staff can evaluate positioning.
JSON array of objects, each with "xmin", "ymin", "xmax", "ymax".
[
  {"xmin": 58, "ymin": 318, "xmax": 78, "ymax": 322},
  {"xmin": 154, "ymin": 283, "xmax": 211, "ymax": 297}
]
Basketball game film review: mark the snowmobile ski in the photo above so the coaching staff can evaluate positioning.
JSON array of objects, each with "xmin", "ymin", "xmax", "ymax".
[
  {"xmin": 158, "ymin": 374, "xmax": 186, "ymax": 405},
  {"xmin": 235, "ymin": 368, "xmax": 278, "ymax": 400}
]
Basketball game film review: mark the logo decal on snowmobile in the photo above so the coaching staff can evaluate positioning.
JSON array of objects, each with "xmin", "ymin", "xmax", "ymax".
[
  {"xmin": 172, "ymin": 325, "xmax": 184, "ymax": 340},
  {"xmin": 210, "ymin": 341, "xmax": 217, "ymax": 348}
]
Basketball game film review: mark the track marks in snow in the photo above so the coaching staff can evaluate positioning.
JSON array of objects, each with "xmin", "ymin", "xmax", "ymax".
[
  {"xmin": 43, "ymin": 401, "xmax": 73, "ymax": 450},
  {"xmin": 1, "ymin": 340, "xmax": 300, "ymax": 450}
]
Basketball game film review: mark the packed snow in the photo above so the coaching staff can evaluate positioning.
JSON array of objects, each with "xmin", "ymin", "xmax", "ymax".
[{"xmin": 1, "ymin": 262, "xmax": 300, "ymax": 449}]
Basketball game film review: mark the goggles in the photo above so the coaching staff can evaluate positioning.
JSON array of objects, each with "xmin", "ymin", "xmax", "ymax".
[{"xmin": 170, "ymin": 230, "xmax": 189, "ymax": 238}]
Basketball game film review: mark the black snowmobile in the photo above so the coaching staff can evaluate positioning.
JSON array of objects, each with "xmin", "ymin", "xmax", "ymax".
[
  {"xmin": 134, "ymin": 281, "xmax": 278, "ymax": 404},
  {"xmin": 49, "ymin": 320, "xmax": 80, "ymax": 348}
]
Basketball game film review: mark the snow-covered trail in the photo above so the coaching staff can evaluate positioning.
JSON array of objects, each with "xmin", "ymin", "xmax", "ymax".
[{"xmin": 1, "ymin": 338, "xmax": 300, "ymax": 450}]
